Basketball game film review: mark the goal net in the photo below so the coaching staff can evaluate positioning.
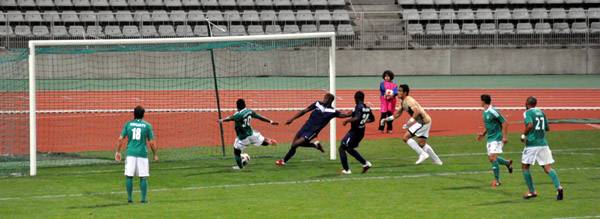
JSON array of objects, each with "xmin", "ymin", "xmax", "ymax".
[{"xmin": 1, "ymin": 33, "xmax": 337, "ymax": 176}]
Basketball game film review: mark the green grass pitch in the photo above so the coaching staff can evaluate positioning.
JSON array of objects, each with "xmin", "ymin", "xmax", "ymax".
[{"xmin": 1, "ymin": 130, "xmax": 600, "ymax": 218}]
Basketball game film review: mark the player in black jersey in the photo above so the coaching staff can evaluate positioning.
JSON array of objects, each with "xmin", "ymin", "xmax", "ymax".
[
  {"xmin": 276, "ymin": 93, "xmax": 350, "ymax": 166},
  {"xmin": 340, "ymin": 91, "xmax": 374, "ymax": 174}
]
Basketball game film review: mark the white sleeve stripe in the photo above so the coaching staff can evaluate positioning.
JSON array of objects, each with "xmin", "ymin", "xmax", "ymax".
[{"xmin": 489, "ymin": 109, "xmax": 500, "ymax": 117}]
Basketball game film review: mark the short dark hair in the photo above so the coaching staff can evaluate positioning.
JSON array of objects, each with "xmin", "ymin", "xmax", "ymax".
[
  {"xmin": 134, "ymin": 105, "xmax": 145, "ymax": 119},
  {"xmin": 354, "ymin": 91, "xmax": 365, "ymax": 102},
  {"xmin": 399, "ymin": 84, "xmax": 410, "ymax": 95},
  {"xmin": 382, "ymin": 70, "xmax": 395, "ymax": 80},
  {"xmin": 481, "ymin": 94, "xmax": 492, "ymax": 104},
  {"xmin": 527, "ymin": 96, "xmax": 537, "ymax": 107},
  {"xmin": 236, "ymin": 99, "xmax": 246, "ymax": 111},
  {"xmin": 323, "ymin": 93, "xmax": 335, "ymax": 106}
]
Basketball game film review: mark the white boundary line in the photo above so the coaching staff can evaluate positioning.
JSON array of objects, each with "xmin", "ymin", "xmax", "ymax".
[
  {"xmin": 2, "ymin": 106, "xmax": 600, "ymax": 114},
  {"xmin": 553, "ymin": 216, "xmax": 600, "ymax": 219},
  {"xmin": 1, "ymin": 166, "xmax": 599, "ymax": 201}
]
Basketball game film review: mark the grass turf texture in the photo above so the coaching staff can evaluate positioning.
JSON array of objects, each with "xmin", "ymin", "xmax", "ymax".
[{"xmin": 1, "ymin": 130, "xmax": 599, "ymax": 218}]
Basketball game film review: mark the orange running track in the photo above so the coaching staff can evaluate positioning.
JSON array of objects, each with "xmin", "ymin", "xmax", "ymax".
[{"xmin": 1, "ymin": 89, "xmax": 599, "ymax": 154}]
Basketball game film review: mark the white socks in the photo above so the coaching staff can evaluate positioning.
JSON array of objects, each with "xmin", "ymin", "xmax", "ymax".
[
  {"xmin": 406, "ymin": 138, "xmax": 425, "ymax": 155},
  {"xmin": 424, "ymin": 144, "xmax": 443, "ymax": 165}
]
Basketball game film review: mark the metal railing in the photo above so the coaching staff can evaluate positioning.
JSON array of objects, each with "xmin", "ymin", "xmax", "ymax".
[{"xmin": 1, "ymin": 10, "xmax": 599, "ymax": 49}]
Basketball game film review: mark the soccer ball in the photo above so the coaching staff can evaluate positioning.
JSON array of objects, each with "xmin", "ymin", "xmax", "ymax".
[
  {"xmin": 241, "ymin": 153, "xmax": 251, "ymax": 166},
  {"xmin": 385, "ymin": 89, "xmax": 394, "ymax": 99}
]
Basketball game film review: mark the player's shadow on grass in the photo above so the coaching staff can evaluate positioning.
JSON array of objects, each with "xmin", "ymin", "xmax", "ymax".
[
  {"xmin": 184, "ymin": 168, "xmax": 243, "ymax": 177},
  {"xmin": 67, "ymin": 203, "xmax": 129, "ymax": 209},
  {"xmin": 473, "ymin": 199, "xmax": 516, "ymax": 206},
  {"xmin": 440, "ymin": 185, "xmax": 483, "ymax": 190}
]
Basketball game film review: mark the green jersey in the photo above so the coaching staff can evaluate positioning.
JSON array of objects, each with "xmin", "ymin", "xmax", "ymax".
[
  {"xmin": 483, "ymin": 106, "xmax": 506, "ymax": 143},
  {"xmin": 121, "ymin": 119, "xmax": 155, "ymax": 157},
  {"xmin": 231, "ymin": 108, "xmax": 263, "ymax": 140},
  {"xmin": 523, "ymin": 108, "xmax": 549, "ymax": 147}
]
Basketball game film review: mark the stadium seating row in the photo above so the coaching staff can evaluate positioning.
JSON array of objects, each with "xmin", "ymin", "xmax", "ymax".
[
  {"xmin": 0, "ymin": 9, "xmax": 351, "ymax": 22},
  {"xmin": 402, "ymin": 8, "xmax": 600, "ymax": 20},
  {"xmin": 0, "ymin": 0, "xmax": 346, "ymax": 8},
  {"xmin": 0, "ymin": 23, "xmax": 354, "ymax": 37},
  {"xmin": 407, "ymin": 21, "xmax": 600, "ymax": 34},
  {"xmin": 398, "ymin": 0, "xmax": 600, "ymax": 5}
]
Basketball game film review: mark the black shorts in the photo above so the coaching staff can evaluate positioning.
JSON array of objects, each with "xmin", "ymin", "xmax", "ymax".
[
  {"xmin": 340, "ymin": 132, "xmax": 364, "ymax": 148},
  {"xmin": 296, "ymin": 128, "xmax": 319, "ymax": 141}
]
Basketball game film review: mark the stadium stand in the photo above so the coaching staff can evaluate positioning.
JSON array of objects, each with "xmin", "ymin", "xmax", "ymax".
[{"xmin": 0, "ymin": 0, "xmax": 598, "ymax": 49}]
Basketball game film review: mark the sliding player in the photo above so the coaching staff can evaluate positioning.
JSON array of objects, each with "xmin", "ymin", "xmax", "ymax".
[
  {"xmin": 115, "ymin": 105, "xmax": 158, "ymax": 203},
  {"xmin": 521, "ymin": 96, "xmax": 563, "ymax": 200},
  {"xmin": 340, "ymin": 91, "xmax": 374, "ymax": 174},
  {"xmin": 276, "ymin": 93, "xmax": 350, "ymax": 166},
  {"xmin": 220, "ymin": 99, "xmax": 279, "ymax": 170},
  {"xmin": 382, "ymin": 84, "xmax": 442, "ymax": 165},
  {"xmin": 476, "ymin": 94, "xmax": 513, "ymax": 187}
]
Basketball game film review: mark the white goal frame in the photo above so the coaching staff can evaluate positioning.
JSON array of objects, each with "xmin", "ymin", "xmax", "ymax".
[{"xmin": 28, "ymin": 32, "xmax": 337, "ymax": 176}]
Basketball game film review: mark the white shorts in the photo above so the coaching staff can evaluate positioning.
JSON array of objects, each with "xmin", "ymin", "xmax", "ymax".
[
  {"xmin": 408, "ymin": 122, "xmax": 431, "ymax": 138},
  {"xmin": 521, "ymin": 146, "xmax": 555, "ymax": 166},
  {"xmin": 233, "ymin": 132, "xmax": 265, "ymax": 150},
  {"xmin": 486, "ymin": 141, "xmax": 504, "ymax": 155},
  {"xmin": 124, "ymin": 156, "xmax": 149, "ymax": 177}
]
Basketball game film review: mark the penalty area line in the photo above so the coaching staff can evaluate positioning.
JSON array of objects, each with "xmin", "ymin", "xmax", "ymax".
[{"xmin": 1, "ymin": 166, "xmax": 600, "ymax": 202}]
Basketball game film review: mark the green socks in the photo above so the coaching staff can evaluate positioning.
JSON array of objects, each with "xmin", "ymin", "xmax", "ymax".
[
  {"xmin": 523, "ymin": 169, "xmax": 535, "ymax": 192},
  {"xmin": 126, "ymin": 176, "xmax": 133, "ymax": 202},
  {"xmin": 548, "ymin": 169, "xmax": 562, "ymax": 190},
  {"xmin": 234, "ymin": 155, "xmax": 243, "ymax": 169},
  {"xmin": 492, "ymin": 160, "xmax": 500, "ymax": 181},
  {"xmin": 496, "ymin": 156, "xmax": 509, "ymax": 165},
  {"xmin": 140, "ymin": 177, "xmax": 148, "ymax": 202},
  {"xmin": 127, "ymin": 176, "xmax": 149, "ymax": 202}
]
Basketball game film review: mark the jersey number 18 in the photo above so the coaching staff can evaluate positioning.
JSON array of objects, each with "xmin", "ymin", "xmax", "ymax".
[{"xmin": 131, "ymin": 128, "xmax": 141, "ymax": 140}]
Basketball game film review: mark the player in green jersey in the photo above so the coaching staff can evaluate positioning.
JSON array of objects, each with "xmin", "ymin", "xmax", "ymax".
[
  {"xmin": 220, "ymin": 99, "xmax": 279, "ymax": 169},
  {"xmin": 115, "ymin": 106, "xmax": 158, "ymax": 203},
  {"xmin": 476, "ymin": 94, "xmax": 513, "ymax": 187},
  {"xmin": 520, "ymin": 96, "xmax": 563, "ymax": 200}
]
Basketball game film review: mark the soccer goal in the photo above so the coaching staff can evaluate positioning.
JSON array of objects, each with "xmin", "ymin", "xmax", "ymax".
[{"xmin": 19, "ymin": 33, "xmax": 337, "ymax": 176}]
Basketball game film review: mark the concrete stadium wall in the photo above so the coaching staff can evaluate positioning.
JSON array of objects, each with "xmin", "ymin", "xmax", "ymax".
[
  {"xmin": 1, "ymin": 48, "xmax": 598, "ymax": 79},
  {"xmin": 336, "ymin": 48, "xmax": 600, "ymax": 76}
]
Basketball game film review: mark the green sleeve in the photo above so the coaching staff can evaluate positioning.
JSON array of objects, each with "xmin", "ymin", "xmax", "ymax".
[
  {"xmin": 497, "ymin": 113, "xmax": 506, "ymax": 123},
  {"xmin": 120, "ymin": 123, "xmax": 128, "ymax": 138},
  {"xmin": 250, "ymin": 110, "xmax": 265, "ymax": 120},
  {"xmin": 524, "ymin": 111, "xmax": 533, "ymax": 125},
  {"xmin": 147, "ymin": 124, "xmax": 155, "ymax": 140}
]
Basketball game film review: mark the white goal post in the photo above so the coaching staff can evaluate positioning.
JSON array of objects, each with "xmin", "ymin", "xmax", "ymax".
[{"xmin": 27, "ymin": 32, "xmax": 337, "ymax": 176}]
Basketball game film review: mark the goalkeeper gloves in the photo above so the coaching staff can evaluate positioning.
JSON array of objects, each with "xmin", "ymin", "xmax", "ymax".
[{"xmin": 380, "ymin": 116, "xmax": 394, "ymax": 126}]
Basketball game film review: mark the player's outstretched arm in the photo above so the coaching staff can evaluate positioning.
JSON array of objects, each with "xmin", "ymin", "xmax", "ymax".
[
  {"xmin": 342, "ymin": 113, "xmax": 360, "ymax": 126},
  {"xmin": 253, "ymin": 113, "xmax": 279, "ymax": 125},
  {"xmin": 337, "ymin": 111, "xmax": 352, "ymax": 118},
  {"xmin": 114, "ymin": 136, "xmax": 126, "ymax": 161},
  {"xmin": 219, "ymin": 116, "xmax": 234, "ymax": 123},
  {"xmin": 382, "ymin": 108, "xmax": 403, "ymax": 126},
  {"xmin": 286, "ymin": 105, "xmax": 314, "ymax": 125}
]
